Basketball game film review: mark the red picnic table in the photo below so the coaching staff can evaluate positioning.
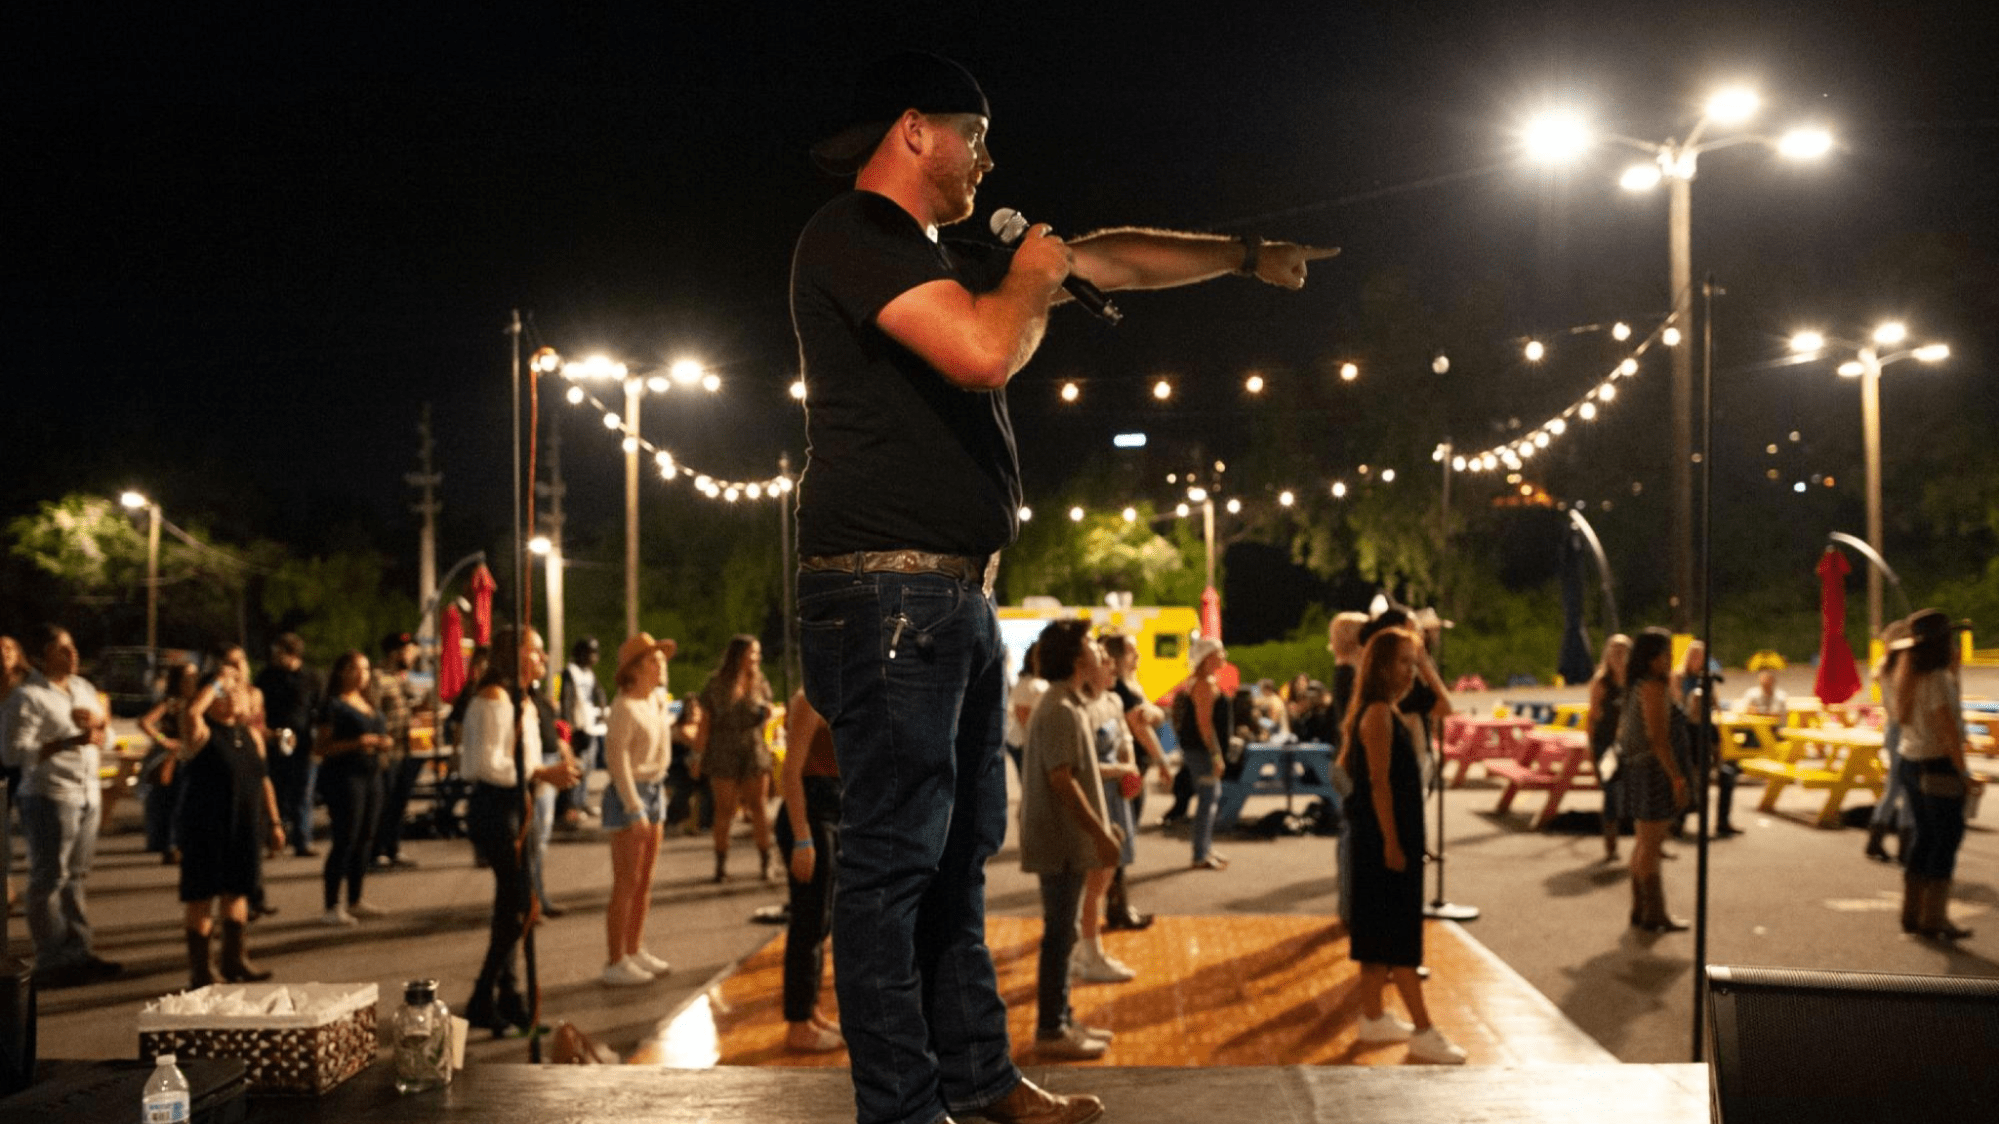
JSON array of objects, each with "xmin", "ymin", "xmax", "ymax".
[
  {"xmin": 1441, "ymin": 714, "xmax": 1536, "ymax": 787},
  {"xmin": 1487, "ymin": 728, "xmax": 1601, "ymax": 829}
]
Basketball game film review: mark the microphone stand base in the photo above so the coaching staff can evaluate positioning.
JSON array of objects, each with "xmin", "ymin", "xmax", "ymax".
[{"xmin": 1424, "ymin": 901, "xmax": 1481, "ymax": 922}]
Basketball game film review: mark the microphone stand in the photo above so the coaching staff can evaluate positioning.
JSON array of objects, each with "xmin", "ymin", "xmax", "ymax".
[{"xmin": 508, "ymin": 308, "xmax": 544, "ymax": 1063}]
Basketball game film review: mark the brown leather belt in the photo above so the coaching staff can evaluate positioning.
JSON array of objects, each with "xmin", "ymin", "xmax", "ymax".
[{"xmin": 799, "ymin": 550, "xmax": 999, "ymax": 595}]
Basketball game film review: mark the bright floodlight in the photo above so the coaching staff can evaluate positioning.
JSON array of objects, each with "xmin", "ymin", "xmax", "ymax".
[
  {"xmin": 531, "ymin": 347, "xmax": 562, "ymax": 374},
  {"xmin": 120, "ymin": 490, "xmax": 149, "ymax": 510},
  {"xmin": 1152, "ymin": 379, "xmax": 1173, "ymax": 400},
  {"xmin": 1187, "ymin": 486, "xmax": 1208, "ymax": 503},
  {"xmin": 1778, "ymin": 128, "xmax": 1833, "ymax": 160},
  {"xmin": 1060, "ymin": 382, "xmax": 1080, "ymax": 402},
  {"xmin": 1245, "ymin": 374, "xmax": 1265, "ymax": 394},
  {"xmin": 1872, "ymin": 322, "xmax": 1908, "ymax": 345},
  {"xmin": 1524, "ymin": 340, "xmax": 1545, "ymax": 362},
  {"xmin": 1837, "ymin": 361, "xmax": 1864, "ymax": 378},
  {"xmin": 1524, "ymin": 110, "xmax": 1590, "ymax": 163},
  {"xmin": 528, "ymin": 536, "xmax": 551, "ymax": 556},
  {"xmin": 1620, "ymin": 163, "xmax": 1663, "ymax": 192},
  {"xmin": 669, "ymin": 358, "xmax": 705, "ymax": 386},
  {"xmin": 566, "ymin": 355, "xmax": 627, "ymax": 381},
  {"xmin": 1340, "ymin": 362, "xmax": 1360, "ymax": 381},
  {"xmin": 1789, "ymin": 331, "xmax": 1826, "ymax": 354},
  {"xmin": 789, "ymin": 379, "xmax": 807, "ymax": 400},
  {"xmin": 1914, "ymin": 343, "xmax": 1950, "ymax": 362},
  {"xmin": 1069, "ymin": 506, "xmax": 1085, "ymax": 522},
  {"xmin": 1705, "ymin": 87, "xmax": 1760, "ymax": 125},
  {"xmin": 1018, "ymin": 506, "xmax": 1033, "ymax": 522}
]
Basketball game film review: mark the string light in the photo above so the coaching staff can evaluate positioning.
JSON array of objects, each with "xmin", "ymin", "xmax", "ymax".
[
  {"xmin": 1279, "ymin": 490, "xmax": 1295, "ymax": 507},
  {"xmin": 1662, "ymin": 327, "xmax": 1682, "ymax": 347},
  {"xmin": 1122, "ymin": 506, "xmax": 1138, "ymax": 522},
  {"xmin": 1524, "ymin": 340, "xmax": 1545, "ymax": 362},
  {"xmin": 1226, "ymin": 498, "xmax": 1242, "ymax": 513},
  {"xmin": 1245, "ymin": 374, "xmax": 1266, "ymax": 394},
  {"xmin": 1152, "ymin": 379, "xmax": 1173, "ymax": 400},
  {"xmin": 1340, "ymin": 362, "xmax": 1360, "ymax": 381},
  {"xmin": 790, "ymin": 380, "xmax": 807, "ymax": 400},
  {"xmin": 1380, "ymin": 469, "xmax": 1396, "ymax": 483},
  {"xmin": 1019, "ymin": 505, "xmax": 1033, "ymax": 521},
  {"xmin": 1061, "ymin": 381, "xmax": 1080, "ymax": 402},
  {"xmin": 1069, "ymin": 506, "xmax": 1085, "ymax": 522},
  {"xmin": 1331, "ymin": 481, "xmax": 1348, "ymax": 499}
]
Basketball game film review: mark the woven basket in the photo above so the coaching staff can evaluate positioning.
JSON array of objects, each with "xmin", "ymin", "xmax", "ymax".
[{"xmin": 138, "ymin": 983, "xmax": 378, "ymax": 1097}]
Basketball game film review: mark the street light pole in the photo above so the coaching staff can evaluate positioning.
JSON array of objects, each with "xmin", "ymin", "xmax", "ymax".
[
  {"xmin": 624, "ymin": 376, "xmax": 641, "ymax": 639},
  {"xmin": 1668, "ymin": 171, "xmax": 1695, "ymax": 630},
  {"xmin": 120, "ymin": 491, "xmax": 162, "ymax": 674}
]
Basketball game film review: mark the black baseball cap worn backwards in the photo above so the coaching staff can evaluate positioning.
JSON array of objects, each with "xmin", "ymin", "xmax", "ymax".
[{"xmin": 811, "ymin": 51, "xmax": 989, "ymax": 175}]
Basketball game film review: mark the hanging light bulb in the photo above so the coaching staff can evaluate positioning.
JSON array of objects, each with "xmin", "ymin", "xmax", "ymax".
[
  {"xmin": 621, "ymin": 437, "xmax": 639, "ymax": 454},
  {"xmin": 1533, "ymin": 431, "xmax": 1550, "ymax": 448},
  {"xmin": 602, "ymin": 412, "xmax": 621, "ymax": 429},
  {"xmin": 1244, "ymin": 374, "xmax": 1266, "ymax": 394},
  {"xmin": 1380, "ymin": 469, "xmax": 1397, "ymax": 483},
  {"xmin": 1176, "ymin": 502, "xmax": 1191, "ymax": 517},
  {"xmin": 1598, "ymin": 383, "xmax": 1618, "ymax": 402},
  {"xmin": 1620, "ymin": 358, "xmax": 1638, "ymax": 376},
  {"xmin": 565, "ymin": 386, "xmax": 585, "ymax": 405},
  {"xmin": 1547, "ymin": 418, "xmax": 1567, "ymax": 436},
  {"xmin": 790, "ymin": 380, "xmax": 807, "ymax": 401},
  {"xmin": 1340, "ymin": 362, "xmax": 1359, "ymax": 381},
  {"xmin": 1524, "ymin": 340, "xmax": 1545, "ymax": 362},
  {"xmin": 1612, "ymin": 322, "xmax": 1632, "ymax": 341},
  {"xmin": 1451, "ymin": 455, "xmax": 1467, "ymax": 472},
  {"xmin": 1579, "ymin": 401, "xmax": 1599, "ymax": 421},
  {"xmin": 1331, "ymin": 481, "xmax": 1348, "ymax": 499},
  {"xmin": 1061, "ymin": 381, "xmax": 1080, "ymax": 403},
  {"xmin": 1662, "ymin": 327, "xmax": 1682, "ymax": 347},
  {"xmin": 1122, "ymin": 506, "xmax": 1138, "ymax": 522},
  {"xmin": 1018, "ymin": 505, "xmax": 1033, "ymax": 521},
  {"xmin": 1152, "ymin": 379, "xmax": 1173, "ymax": 400},
  {"xmin": 1278, "ymin": 490, "xmax": 1295, "ymax": 507},
  {"xmin": 1188, "ymin": 486, "xmax": 1208, "ymax": 503},
  {"xmin": 747, "ymin": 483, "xmax": 762, "ymax": 500},
  {"xmin": 1069, "ymin": 506, "xmax": 1085, "ymax": 522},
  {"xmin": 1226, "ymin": 498, "xmax": 1242, "ymax": 513}
]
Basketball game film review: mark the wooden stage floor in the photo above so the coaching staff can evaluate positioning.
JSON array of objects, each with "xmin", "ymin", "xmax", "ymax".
[{"xmin": 637, "ymin": 914, "xmax": 1615, "ymax": 1069}]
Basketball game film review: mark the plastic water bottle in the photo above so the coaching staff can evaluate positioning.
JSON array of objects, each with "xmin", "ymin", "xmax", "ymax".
[{"xmin": 141, "ymin": 1053, "xmax": 190, "ymax": 1123}]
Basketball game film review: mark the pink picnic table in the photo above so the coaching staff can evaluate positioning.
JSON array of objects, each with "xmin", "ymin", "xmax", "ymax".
[
  {"xmin": 1487, "ymin": 728, "xmax": 1600, "ymax": 829},
  {"xmin": 1442, "ymin": 715, "xmax": 1536, "ymax": 787}
]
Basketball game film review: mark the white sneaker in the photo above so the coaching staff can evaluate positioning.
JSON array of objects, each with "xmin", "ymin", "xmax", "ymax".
[
  {"xmin": 1355, "ymin": 1011, "xmax": 1415, "ymax": 1042},
  {"xmin": 602, "ymin": 956, "xmax": 656, "ymax": 986},
  {"xmin": 1074, "ymin": 944, "xmax": 1137, "ymax": 983},
  {"xmin": 1407, "ymin": 1025, "xmax": 1468, "ymax": 1064},
  {"xmin": 1034, "ymin": 1024, "xmax": 1108, "ymax": 1060},
  {"xmin": 630, "ymin": 948, "xmax": 672, "ymax": 975},
  {"xmin": 320, "ymin": 907, "xmax": 356, "ymax": 927},
  {"xmin": 346, "ymin": 900, "xmax": 387, "ymax": 918}
]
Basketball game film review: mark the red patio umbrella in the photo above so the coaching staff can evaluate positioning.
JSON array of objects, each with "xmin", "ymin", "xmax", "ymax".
[
  {"xmin": 468, "ymin": 563, "xmax": 497, "ymax": 645},
  {"xmin": 437, "ymin": 604, "xmax": 467, "ymax": 703},
  {"xmin": 1813, "ymin": 547, "xmax": 1863, "ymax": 704}
]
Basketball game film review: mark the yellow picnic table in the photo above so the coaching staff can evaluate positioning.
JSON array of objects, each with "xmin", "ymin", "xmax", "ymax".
[
  {"xmin": 1713, "ymin": 710, "xmax": 1785, "ymax": 762},
  {"xmin": 1740, "ymin": 726, "xmax": 1885, "ymax": 828},
  {"xmin": 1546, "ymin": 702, "xmax": 1589, "ymax": 731}
]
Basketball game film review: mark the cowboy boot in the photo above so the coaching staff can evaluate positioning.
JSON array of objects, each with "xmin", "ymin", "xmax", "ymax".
[
  {"xmin": 713, "ymin": 850, "xmax": 729, "ymax": 884},
  {"xmin": 185, "ymin": 929, "xmax": 216, "ymax": 989},
  {"xmin": 1864, "ymin": 824, "xmax": 1893, "ymax": 863},
  {"xmin": 1900, "ymin": 872, "xmax": 1923, "ymax": 934},
  {"xmin": 1642, "ymin": 875, "xmax": 1689, "ymax": 933},
  {"xmin": 1105, "ymin": 868, "xmax": 1153, "ymax": 931},
  {"xmin": 1920, "ymin": 878, "xmax": 1973, "ymax": 941},
  {"xmin": 221, "ymin": 920, "xmax": 273, "ymax": 983}
]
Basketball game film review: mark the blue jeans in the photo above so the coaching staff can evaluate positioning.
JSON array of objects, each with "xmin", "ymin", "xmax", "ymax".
[
  {"xmin": 798, "ymin": 568, "xmax": 1019, "ymax": 1124},
  {"xmin": 1187, "ymin": 752, "xmax": 1222, "ymax": 862},
  {"xmin": 1035, "ymin": 870, "xmax": 1085, "ymax": 1038},
  {"xmin": 270, "ymin": 743, "xmax": 318, "ymax": 853},
  {"xmin": 21, "ymin": 795, "xmax": 98, "ymax": 972}
]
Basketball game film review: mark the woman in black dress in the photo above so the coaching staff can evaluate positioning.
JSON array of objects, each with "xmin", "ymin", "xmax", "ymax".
[
  {"xmin": 314, "ymin": 650, "xmax": 390, "ymax": 926},
  {"xmin": 176, "ymin": 669, "xmax": 285, "ymax": 987},
  {"xmin": 1343, "ymin": 627, "xmax": 1466, "ymax": 1064},
  {"xmin": 1616, "ymin": 628, "xmax": 1692, "ymax": 932}
]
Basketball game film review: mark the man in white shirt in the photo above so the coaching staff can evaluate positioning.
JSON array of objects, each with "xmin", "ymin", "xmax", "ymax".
[
  {"xmin": 1735, "ymin": 670, "xmax": 1790, "ymax": 717},
  {"xmin": 0, "ymin": 624, "xmax": 120, "ymax": 986}
]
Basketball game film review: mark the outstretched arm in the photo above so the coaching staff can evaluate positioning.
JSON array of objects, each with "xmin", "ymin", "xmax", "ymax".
[{"xmin": 1069, "ymin": 228, "xmax": 1338, "ymax": 293}]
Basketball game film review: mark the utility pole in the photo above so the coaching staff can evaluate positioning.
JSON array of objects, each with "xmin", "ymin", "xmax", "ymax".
[
  {"xmin": 537, "ymin": 414, "xmax": 568, "ymax": 666},
  {"xmin": 778, "ymin": 452, "xmax": 797, "ymax": 698},
  {"xmin": 407, "ymin": 404, "xmax": 442, "ymax": 677}
]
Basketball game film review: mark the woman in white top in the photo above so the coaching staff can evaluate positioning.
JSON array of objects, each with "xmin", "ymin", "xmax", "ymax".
[
  {"xmin": 601, "ymin": 632, "xmax": 678, "ymax": 986},
  {"xmin": 458, "ymin": 628, "xmax": 581, "ymax": 1037},
  {"xmin": 1889, "ymin": 609, "xmax": 1979, "ymax": 941},
  {"xmin": 1004, "ymin": 641, "xmax": 1046, "ymax": 777}
]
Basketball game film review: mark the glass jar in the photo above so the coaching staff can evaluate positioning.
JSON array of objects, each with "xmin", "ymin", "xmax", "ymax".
[{"xmin": 392, "ymin": 979, "xmax": 453, "ymax": 1094}]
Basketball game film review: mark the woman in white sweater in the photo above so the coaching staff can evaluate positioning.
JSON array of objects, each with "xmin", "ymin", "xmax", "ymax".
[{"xmin": 600, "ymin": 632, "xmax": 678, "ymax": 986}]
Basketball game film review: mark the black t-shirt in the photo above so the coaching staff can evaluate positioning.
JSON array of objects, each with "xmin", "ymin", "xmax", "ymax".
[{"xmin": 790, "ymin": 191, "xmax": 1022, "ymax": 557}]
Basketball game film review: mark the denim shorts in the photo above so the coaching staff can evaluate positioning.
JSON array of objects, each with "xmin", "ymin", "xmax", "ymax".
[{"xmin": 602, "ymin": 780, "xmax": 667, "ymax": 829}]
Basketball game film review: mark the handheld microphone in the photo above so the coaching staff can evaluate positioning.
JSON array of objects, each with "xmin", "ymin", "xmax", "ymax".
[{"xmin": 989, "ymin": 208, "xmax": 1122, "ymax": 325}]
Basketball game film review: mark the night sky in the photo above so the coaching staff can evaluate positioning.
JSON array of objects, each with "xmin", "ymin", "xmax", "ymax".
[{"xmin": 13, "ymin": 2, "xmax": 1995, "ymax": 626}]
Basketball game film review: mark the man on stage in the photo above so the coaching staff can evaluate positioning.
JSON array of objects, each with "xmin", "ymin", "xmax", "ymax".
[{"xmin": 790, "ymin": 51, "xmax": 1335, "ymax": 1123}]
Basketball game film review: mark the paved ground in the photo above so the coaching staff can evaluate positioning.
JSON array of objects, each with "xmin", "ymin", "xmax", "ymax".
[{"xmin": 10, "ymin": 668, "xmax": 1994, "ymax": 1068}]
